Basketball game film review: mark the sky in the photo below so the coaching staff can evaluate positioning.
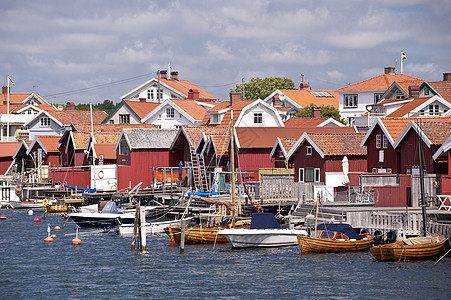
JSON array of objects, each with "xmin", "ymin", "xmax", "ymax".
[{"xmin": 1, "ymin": 0, "xmax": 450, "ymax": 105}]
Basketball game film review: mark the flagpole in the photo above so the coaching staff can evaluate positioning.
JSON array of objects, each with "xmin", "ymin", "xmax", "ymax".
[
  {"xmin": 400, "ymin": 50, "xmax": 403, "ymax": 74},
  {"xmin": 7, "ymin": 75, "xmax": 10, "ymax": 142}
]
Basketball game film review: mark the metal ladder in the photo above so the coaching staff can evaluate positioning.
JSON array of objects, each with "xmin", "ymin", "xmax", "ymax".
[{"xmin": 190, "ymin": 146, "xmax": 209, "ymax": 192}]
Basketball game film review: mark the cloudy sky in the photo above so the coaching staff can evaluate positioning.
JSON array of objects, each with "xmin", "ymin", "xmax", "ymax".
[{"xmin": 1, "ymin": 0, "xmax": 450, "ymax": 105}]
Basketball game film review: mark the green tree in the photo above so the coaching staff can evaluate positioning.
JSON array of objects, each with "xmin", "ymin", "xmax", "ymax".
[
  {"xmin": 232, "ymin": 77, "xmax": 295, "ymax": 100},
  {"xmin": 295, "ymin": 103, "xmax": 346, "ymax": 124},
  {"xmin": 94, "ymin": 100, "xmax": 117, "ymax": 115}
]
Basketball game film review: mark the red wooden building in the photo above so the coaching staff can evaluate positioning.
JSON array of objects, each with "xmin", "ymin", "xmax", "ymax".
[
  {"xmin": 27, "ymin": 136, "xmax": 61, "ymax": 166},
  {"xmin": 115, "ymin": 128, "xmax": 182, "ymax": 190},
  {"xmin": 0, "ymin": 142, "xmax": 20, "ymax": 174}
]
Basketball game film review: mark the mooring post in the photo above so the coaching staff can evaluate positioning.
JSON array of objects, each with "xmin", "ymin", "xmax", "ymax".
[
  {"xmin": 140, "ymin": 206, "xmax": 146, "ymax": 251},
  {"xmin": 131, "ymin": 205, "xmax": 140, "ymax": 250},
  {"xmin": 180, "ymin": 219, "xmax": 186, "ymax": 254}
]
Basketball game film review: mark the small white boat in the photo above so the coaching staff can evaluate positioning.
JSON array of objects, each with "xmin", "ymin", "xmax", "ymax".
[
  {"xmin": 219, "ymin": 213, "xmax": 308, "ymax": 248},
  {"xmin": 115, "ymin": 218, "xmax": 192, "ymax": 236}
]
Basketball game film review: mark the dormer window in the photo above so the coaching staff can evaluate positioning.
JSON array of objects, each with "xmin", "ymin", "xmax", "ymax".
[
  {"xmin": 40, "ymin": 117, "xmax": 51, "ymax": 127},
  {"xmin": 211, "ymin": 114, "xmax": 219, "ymax": 124},
  {"xmin": 424, "ymin": 89, "xmax": 430, "ymax": 96},
  {"xmin": 253, "ymin": 112, "xmax": 263, "ymax": 124},
  {"xmin": 166, "ymin": 108, "xmax": 174, "ymax": 119}
]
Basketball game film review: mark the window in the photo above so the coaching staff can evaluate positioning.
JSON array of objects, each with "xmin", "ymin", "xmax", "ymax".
[
  {"xmin": 387, "ymin": 168, "xmax": 392, "ymax": 173},
  {"xmin": 175, "ymin": 125, "xmax": 182, "ymax": 129},
  {"xmin": 372, "ymin": 168, "xmax": 377, "ymax": 173},
  {"xmin": 27, "ymin": 109, "xmax": 33, "ymax": 115},
  {"xmin": 154, "ymin": 125, "xmax": 161, "ymax": 129},
  {"xmin": 314, "ymin": 168, "xmax": 320, "ymax": 183},
  {"xmin": 374, "ymin": 93, "xmax": 384, "ymax": 103},
  {"xmin": 299, "ymin": 168, "xmax": 304, "ymax": 182},
  {"xmin": 40, "ymin": 117, "xmax": 51, "ymax": 127},
  {"xmin": 344, "ymin": 94, "xmax": 358, "ymax": 108},
  {"xmin": 420, "ymin": 110, "xmax": 424, "ymax": 116},
  {"xmin": 253, "ymin": 112, "xmax": 263, "ymax": 124},
  {"xmin": 346, "ymin": 117, "xmax": 355, "ymax": 125},
  {"xmin": 383, "ymin": 136, "xmax": 388, "ymax": 149},
  {"xmin": 379, "ymin": 150, "xmax": 384, "ymax": 162},
  {"xmin": 305, "ymin": 168, "xmax": 315, "ymax": 182},
  {"xmin": 424, "ymin": 89, "xmax": 430, "ymax": 96},
  {"xmin": 109, "ymin": 120, "xmax": 114, "ymax": 124},
  {"xmin": 211, "ymin": 114, "xmax": 219, "ymax": 124},
  {"xmin": 119, "ymin": 114, "xmax": 130, "ymax": 124},
  {"xmin": 166, "ymin": 108, "xmax": 174, "ymax": 119},
  {"xmin": 376, "ymin": 134, "xmax": 381, "ymax": 148},
  {"xmin": 151, "ymin": 90, "xmax": 154, "ymax": 100},
  {"xmin": 119, "ymin": 139, "xmax": 128, "ymax": 155},
  {"xmin": 429, "ymin": 104, "xmax": 439, "ymax": 115},
  {"xmin": 147, "ymin": 90, "xmax": 151, "ymax": 99},
  {"xmin": 306, "ymin": 146, "xmax": 313, "ymax": 155}
]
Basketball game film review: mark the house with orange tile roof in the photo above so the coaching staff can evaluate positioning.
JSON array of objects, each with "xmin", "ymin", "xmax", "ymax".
[
  {"xmin": 263, "ymin": 83, "xmax": 339, "ymax": 121},
  {"xmin": 0, "ymin": 141, "xmax": 21, "ymax": 174},
  {"xmin": 337, "ymin": 67, "xmax": 422, "ymax": 125},
  {"xmin": 84, "ymin": 132, "xmax": 121, "ymax": 166},
  {"xmin": 285, "ymin": 132, "xmax": 367, "ymax": 200},
  {"xmin": 141, "ymin": 92, "xmax": 207, "ymax": 128},
  {"xmin": 27, "ymin": 136, "xmax": 61, "ymax": 167},
  {"xmin": 120, "ymin": 70, "xmax": 218, "ymax": 102}
]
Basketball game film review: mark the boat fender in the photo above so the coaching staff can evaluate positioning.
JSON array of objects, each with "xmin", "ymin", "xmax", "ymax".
[
  {"xmin": 373, "ymin": 230, "xmax": 383, "ymax": 245},
  {"xmin": 98, "ymin": 170, "xmax": 104, "ymax": 179},
  {"xmin": 386, "ymin": 230, "xmax": 397, "ymax": 243},
  {"xmin": 42, "ymin": 199, "xmax": 49, "ymax": 206}
]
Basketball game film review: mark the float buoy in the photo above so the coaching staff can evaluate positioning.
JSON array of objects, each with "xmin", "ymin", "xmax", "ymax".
[
  {"xmin": 33, "ymin": 217, "xmax": 41, "ymax": 222},
  {"xmin": 51, "ymin": 234, "xmax": 57, "ymax": 238},
  {"xmin": 72, "ymin": 238, "xmax": 81, "ymax": 245},
  {"xmin": 0, "ymin": 215, "xmax": 7, "ymax": 220},
  {"xmin": 28, "ymin": 210, "xmax": 34, "ymax": 215},
  {"xmin": 44, "ymin": 236, "xmax": 54, "ymax": 243},
  {"xmin": 42, "ymin": 199, "xmax": 49, "ymax": 206},
  {"xmin": 54, "ymin": 226, "xmax": 61, "ymax": 230}
]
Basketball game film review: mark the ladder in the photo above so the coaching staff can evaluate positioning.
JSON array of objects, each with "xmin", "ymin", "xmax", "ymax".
[{"xmin": 190, "ymin": 146, "xmax": 209, "ymax": 192}]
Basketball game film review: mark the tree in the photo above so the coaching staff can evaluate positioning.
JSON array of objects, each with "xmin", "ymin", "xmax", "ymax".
[
  {"xmin": 95, "ymin": 100, "xmax": 117, "ymax": 115},
  {"xmin": 232, "ymin": 77, "xmax": 295, "ymax": 100},
  {"xmin": 295, "ymin": 103, "xmax": 346, "ymax": 124}
]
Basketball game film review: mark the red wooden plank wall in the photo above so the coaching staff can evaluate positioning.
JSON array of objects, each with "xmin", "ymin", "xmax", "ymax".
[
  {"xmin": 374, "ymin": 175, "xmax": 411, "ymax": 207},
  {"xmin": 51, "ymin": 168, "xmax": 91, "ymax": 188},
  {"xmin": 441, "ymin": 175, "xmax": 451, "ymax": 195}
]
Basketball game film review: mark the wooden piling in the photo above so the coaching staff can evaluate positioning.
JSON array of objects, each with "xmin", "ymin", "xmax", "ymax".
[
  {"xmin": 140, "ymin": 206, "xmax": 146, "ymax": 251},
  {"xmin": 131, "ymin": 205, "xmax": 140, "ymax": 250},
  {"xmin": 180, "ymin": 219, "xmax": 186, "ymax": 254}
]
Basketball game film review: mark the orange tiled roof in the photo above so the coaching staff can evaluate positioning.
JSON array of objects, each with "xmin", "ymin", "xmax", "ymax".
[
  {"xmin": 47, "ymin": 110, "xmax": 107, "ymax": 126},
  {"xmin": 94, "ymin": 143, "xmax": 116, "ymax": 160},
  {"xmin": 171, "ymin": 99, "xmax": 207, "ymax": 120},
  {"xmin": 338, "ymin": 73, "xmax": 422, "ymax": 92},
  {"xmin": 202, "ymin": 100, "xmax": 256, "ymax": 126},
  {"xmin": 278, "ymin": 89, "xmax": 339, "ymax": 108},
  {"xmin": 0, "ymin": 93, "xmax": 55, "ymax": 114},
  {"xmin": 416, "ymin": 118, "xmax": 451, "ymax": 145},
  {"xmin": 386, "ymin": 97, "xmax": 433, "ymax": 118},
  {"xmin": 284, "ymin": 117, "xmax": 331, "ymax": 127},
  {"xmin": 74, "ymin": 123, "xmax": 155, "ymax": 133},
  {"xmin": 278, "ymin": 137, "xmax": 298, "ymax": 154},
  {"xmin": 161, "ymin": 78, "xmax": 218, "ymax": 100},
  {"xmin": 0, "ymin": 142, "xmax": 20, "ymax": 157},
  {"xmin": 308, "ymin": 133, "xmax": 367, "ymax": 156},
  {"xmin": 379, "ymin": 118, "xmax": 413, "ymax": 141},
  {"xmin": 36, "ymin": 136, "xmax": 60, "ymax": 152},
  {"xmin": 182, "ymin": 126, "xmax": 230, "ymax": 149},
  {"xmin": 427, "ymin": 81, "xmax": 451, "ymax": 102},
  {"xmin": 93, "ymin": 132, "xmax": 121, "ymax": 144},
  {"xmin": 71, "ymin": 132, "xmax": 91, "ymax": 150},
  {"xmin": 125, "ymin": 100, "xmax": 160, "ymax": 119}
]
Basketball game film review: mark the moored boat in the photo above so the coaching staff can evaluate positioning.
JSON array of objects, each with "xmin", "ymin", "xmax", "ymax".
[
  {"xmin": 219, "ymin": 212, "xmax": 308, "ymax": 248},
  {"xmin": 370, "ymin": 234, "xmax": 446, "ymax": 261},
  {"xmin": 297, "ymin": 223, "xmax": 373, "ymax": 253}
]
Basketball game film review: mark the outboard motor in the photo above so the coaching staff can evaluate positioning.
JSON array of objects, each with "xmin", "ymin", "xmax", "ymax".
[
  {"xmin": 386, "ymin": 230, "xmax": 397, "ymax": 243},
  {"xmin": 373, "ymin": 230, "xmax": 383, "ymax": 245}
]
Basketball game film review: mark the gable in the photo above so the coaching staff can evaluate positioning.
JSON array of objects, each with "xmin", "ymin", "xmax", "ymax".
[{"xmin": 234, "ymin": 99, "xmax": 284, "ymax": 127}]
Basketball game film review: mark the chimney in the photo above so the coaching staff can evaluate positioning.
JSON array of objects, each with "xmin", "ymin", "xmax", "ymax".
[
  {"xmin": 160, "ymin": 70, "xmax": 168, "ymax": 79},
  {"xmin": 66, "ymin": 101, "xmax": 75, "ymax": 110},
  {"xmin": 188, "ymin": 89, "xmax": 199, "ymax": 100},
  {"xmin": 299, "ymin": 82, "xmax": 309, "ymax": 90},
  {"xmin": 384, "ymin": 67, "xmax": 395, "ymax": 75},
  {"xmin": 408, "ymin": 85, "xmax": 420, "ymax": 98},
  {"xmin": 312, "ymin": 107, "xmax": 321, "ymax": 118},
  {"xmin": 139, "ymin": 98, "xmax": 146, "ymax": 102},
  {"xmin": 229, "ymin": 92, "xmax": 241, "ymax": 106},
  {"xmin": 443, "ymin": 72, "xmax": 451, "ymax": 81},
  {"xmin": 170, "ymin": 71, "xmax": 178, "ymax": 80},
  {"xmin": 2, "ymin": 86, "xmax": 10, "ymax": 94}
]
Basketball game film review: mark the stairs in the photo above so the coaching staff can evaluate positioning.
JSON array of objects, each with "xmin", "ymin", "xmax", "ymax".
[{"xmin": 190, "ymin": 146, "xmax": 209, "ymax": 192}]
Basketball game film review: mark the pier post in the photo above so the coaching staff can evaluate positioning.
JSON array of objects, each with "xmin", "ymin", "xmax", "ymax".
[
  {"xmin": 140, "ymin": 206, "xmax": 146, "ymax": 251},
  {"xmin": 180, "ymin": 219, "xmax": 186, "ymax": 254}
]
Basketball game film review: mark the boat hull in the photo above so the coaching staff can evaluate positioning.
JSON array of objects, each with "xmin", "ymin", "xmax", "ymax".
[
  {"xmin": 165, "ymin": 226, "xmax": 228, "ymax": 244},
  {"xmin": 116, "ymin": 219, "xmax": 192, "ymax": 236},
  {"xmin": 297, "ymin": 235, "xmax": 374, "ymax": 253},
  {"xmin": 219, "ymin": 228, "xmax": 308, "ymax": 248},
  {"xmin": 68, "ymin": 213, "xmax": 136, "ymax": 228},
  {"xmin": 370, "ymin": 234, "xmax": 446, "ymax": 261}
]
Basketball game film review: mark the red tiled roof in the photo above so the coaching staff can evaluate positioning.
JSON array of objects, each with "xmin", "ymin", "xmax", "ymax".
[
  {"xmin": 386, "ymin": 97, "xmax": 433, "ymax": 118},
  {"xmin": 93, "ymin": 132, "xmax": 121, "ymax": 144},
  {"xmin": 308, "ymin": 133, "xmax": 367, "ymax": 156},
  {"xmin": 125, "ymin": 100, "xmax": 160, "ymax": 119},
  {"xmin": 36, "ymin": 136, "xmax": 60, "ymax": 152},
  {"xmin": 94, "ymin": 143, "xmax": 116, "ymax": 160},
  {"xmin": 278, "ymin": 89, "xmax": 339, "ymax": 108},
  {"xmin": 427, "ymin": 81, "xmax": 451, "ymax": 102},
  {"xmin": 203, "ymin": 100, "xmax": 256, "ymax": 126},
  {"xmin": 47, "ymin": 110, "xmax": 107, "ymax": 126},
  {"xmin": 160, "ymin": 78, "xmax": 218, "ymax": 100},
  {"xmin": 0, "ymin": 142, "xmax": 20, "ymax": 157},
  {"xmin": 416, "ymin": 118, "xmax": 451, "ymax": 145},
  {"xmin": 74, "ymin": 123, "xmax": 155, "ymax": 133},
  {"xmin": 171, "ymin": 99, "xmax": 207, "ymax": 120},
  {"xmin": 0, "ymin": 93, "xmax": 55, "ymax": 114},
  {"xmin": 284, "ymin": 117, "xmax": 331, "ymax": 127},
  {"xmin": 71, "ymin": 132, "xmax": 91, "ymax": 150},
  {"xmin": 338, "ymin": 73, "xmax": 422, "ymax": 92},
  {"xmin": 278, "ymin": 137, "xmax": 298, "ymax": 154}
]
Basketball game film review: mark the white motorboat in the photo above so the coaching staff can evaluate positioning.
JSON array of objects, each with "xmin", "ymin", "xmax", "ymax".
[
  {"xmin": 219, "ymin": 212, "xmax": 308, "ymax": 248},
  {"xmin": 115, "ymin": 218, "xmax": 193, "ymax": 236}
]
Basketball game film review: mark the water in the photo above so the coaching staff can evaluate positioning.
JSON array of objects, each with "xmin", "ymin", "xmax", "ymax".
[{"xmin": 1, "ymin": 210, "xmax": 450, "ymax": 299}]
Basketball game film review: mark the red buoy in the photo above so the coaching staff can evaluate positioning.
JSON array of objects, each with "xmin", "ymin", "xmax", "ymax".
[
  {"xmin": 72, "ymin": 238, "xmax": 81, "ymax": 245},
  {"xmin": 0, "ymin": 215, "xmax": 6, "ymax": 220},
  {"xmin": 44, "ymin": 236, "xmax": 54, "ymax": 243},
  {"xmin": 33, "ymin": 217, "xmax": 41, "ymax": 222}
]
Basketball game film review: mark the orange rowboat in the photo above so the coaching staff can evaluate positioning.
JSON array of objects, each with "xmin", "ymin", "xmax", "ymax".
[{"xmin": 154, "ymin": 168, "xmax": 186, "ymax": 183}]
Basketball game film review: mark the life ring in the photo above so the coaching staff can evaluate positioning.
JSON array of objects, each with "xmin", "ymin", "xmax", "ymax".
[
  {"xmin": 98, "ymin": 170, "xmax": 104, "ymax": 179},
  {"xmin": 42, "ymin": 199, "xmax": 49, "ymax": 206}
]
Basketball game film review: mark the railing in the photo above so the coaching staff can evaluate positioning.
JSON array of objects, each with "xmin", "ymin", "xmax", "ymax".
[{"xmin": 360, "ymin": 174, "xmax": 399, "ymax": 186}]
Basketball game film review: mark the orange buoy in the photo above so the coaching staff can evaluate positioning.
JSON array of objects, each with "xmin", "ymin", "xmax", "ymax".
[
  {"xmin": 0, "ymin": 215, "xmax": 6, "ymax": 220},
  {"xmin": 54, "ymin": 226, "xmax": 61, "ymax": 230},
  {"xmin": 51, "ymin": 234, "xmax": 57, "ymax": 238},
  {"xmin": 44, "ymin": 236, "xmax": 54, "ymax": 243},
  {"xmin": 72, "ymin": 238, "xmax": 81, "ymax": 245},
  {"xmin": 34, "ymin": 217, "xmax": 41, "ymax": 222}
]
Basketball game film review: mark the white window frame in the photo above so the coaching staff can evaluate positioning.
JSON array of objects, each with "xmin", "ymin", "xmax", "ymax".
[
  {"xmin": 253, "ymin": 112, "xmax": 263, "ymax": 124},
  {"xmin": 382, "ymin": 136, "xmax": 388, "ymax": 149},
  {"xmin": 372, "ymin": 168, "xmax": 377, "ymax": 173},
  {"xmin": 376, "ymin": 134, "xmax": 381, "ymax": 149},
  {"xmin": 40, "ymin": 117, "xmax": 51, "ymax": 127},
  {"xmin": 211, "ymin": 114, "xmax": 219, "ymax": 124},
  {"xmin": 374, "ymin": 93, "xmax": 384, "ymax": 104},
  {"xmin": 314, "ymin": 168, "xmax": 320, "ymax": 183},
  {"xmin": 119, "ymin": 114, "xmax": 130, "ymax": 124},
  {"xmin": 119, "ymin": 139, "xmax": 129, "ymax": 156},
  {"xmin": 379, "ymin": 150, "xmax": 384, "ymax": 162},
  {"xmin": 166, "ymin": 107, "xmax": 175, "ymax": 119},
  {"xmin": 298, "ymin": 168, "xmax": 304, "ymax": 182},
  {"xmin": 343, "ymin": 94, "xmax": 358, "ymax": 108},
  {"xmin": 306, "ymin": 146, "xmax": 313, "ymax": 155}
]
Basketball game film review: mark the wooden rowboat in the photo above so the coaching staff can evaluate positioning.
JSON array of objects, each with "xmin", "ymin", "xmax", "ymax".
[
  {"xmin": 370, "ymin": 234, "xmax": 446, "ymax": 261},
  {"xmin": 297, "ymin": 223, "xmax": 373, "ymax": 253}
]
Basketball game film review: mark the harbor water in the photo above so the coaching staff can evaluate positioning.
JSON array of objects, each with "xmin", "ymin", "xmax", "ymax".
[{"xmin": 1, "ymin": 209, "xmax": 450, "ymax": 299}]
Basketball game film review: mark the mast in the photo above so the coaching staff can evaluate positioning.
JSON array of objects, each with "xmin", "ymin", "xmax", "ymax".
[
  {"xmin": 230, "ymin": 110, "xmax": 236, "ymax": 227},
  {"xmin": 90, "ymin": 103, "xmax": 96, "ymax": 190},
  {"xmin": 417, "ymin": 120, "xmax": 427, "ymax": 236},
  {"xmin": 7, "ymin": 75, "xmax": 10, "ymax": 141}
]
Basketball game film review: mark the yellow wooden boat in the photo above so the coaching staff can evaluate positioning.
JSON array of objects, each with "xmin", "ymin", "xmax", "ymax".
[
  {"xmin": 297, "ymin": 223, "xmax": 373, "ymax": 253},
  {"xmin": 370, "ymin": 233, "xmax": 446, "ymax": 261}
]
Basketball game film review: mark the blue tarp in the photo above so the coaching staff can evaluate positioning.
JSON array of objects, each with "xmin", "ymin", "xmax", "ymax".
[
  {"xmin": 64, "ymin": 185, "xmax": 96, "ymax": 193},
  {"xmin": 101, "ymin": 201, "xmax": 126, "ymax": 214},
  {"xmin": 250, "ymin": 213, "xmax": 280, "ymax": 229},
  {"xmin": 187, "ymin": 191, "xmax": 219, "ymax": 197},
  {"xmin": 316, "ymin": 223, "xmax": 362, "ymax": 240}
]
